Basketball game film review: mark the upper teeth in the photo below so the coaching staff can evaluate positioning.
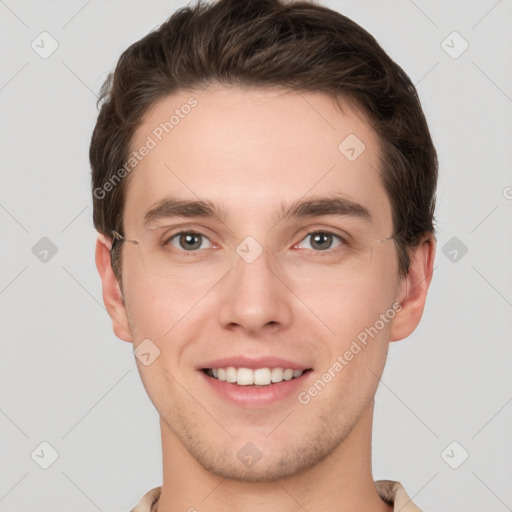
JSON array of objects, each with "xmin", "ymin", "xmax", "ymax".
[{"xmin": 208, "ymin": 367, "xmax": 304, "ymax": 386}]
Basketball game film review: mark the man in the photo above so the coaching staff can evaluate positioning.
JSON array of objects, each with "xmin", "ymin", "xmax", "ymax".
[{"xmin": 91, "ymin": 0, "xmax": 437, "ymax": 510}]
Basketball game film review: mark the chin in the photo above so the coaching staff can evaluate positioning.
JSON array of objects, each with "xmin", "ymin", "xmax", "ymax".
[
  {"xmin": 199, "ymin": 454, "xmax": 311, "ymax": 483},
  {"xmin": 189, "ymin": 432, "xmax": 340, "ymax": 483}
]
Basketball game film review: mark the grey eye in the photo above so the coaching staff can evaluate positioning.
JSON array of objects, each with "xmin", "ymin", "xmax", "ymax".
[
  {"xmin": 298, "ymin": 232, "xmax": 343, "ymax": 251},
  {"xmin": 168, "ymin": 232, "xmax": 212, "ymax": 251}
]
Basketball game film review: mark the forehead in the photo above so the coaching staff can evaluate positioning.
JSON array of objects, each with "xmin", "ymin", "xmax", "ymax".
[{"xmin": 125, "ymin": 85, "xmax": 392, "ymax": 232}]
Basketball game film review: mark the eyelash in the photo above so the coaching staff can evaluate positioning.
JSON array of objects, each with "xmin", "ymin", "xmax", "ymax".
[{"xmin": 162, "ymin": 230, "xmax": 349, "ymax": 256}]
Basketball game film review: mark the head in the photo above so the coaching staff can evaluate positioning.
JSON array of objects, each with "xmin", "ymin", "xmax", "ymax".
[{"xmin": 92, "ymin": 0, "xmax": 437, "ymax": 482}]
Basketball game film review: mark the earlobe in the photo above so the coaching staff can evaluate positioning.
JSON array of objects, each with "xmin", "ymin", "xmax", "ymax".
[
  {"xmin": 389, "ymin": 236, "xmax": 436, "ymax": 342},
  {"xmin": 95, "ymin": 234, "xmax": 133, "ymax": 343}
]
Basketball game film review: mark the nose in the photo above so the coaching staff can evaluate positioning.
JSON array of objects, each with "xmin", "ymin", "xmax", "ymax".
[{"xmin": 217, "ymin": 245, "xmax": 293, "ymax": 335}]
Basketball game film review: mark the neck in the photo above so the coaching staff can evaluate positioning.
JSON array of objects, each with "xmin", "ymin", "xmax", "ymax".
[{"xmin": 154, "ymin": 401, "xmax": 392, "ymax": 512}]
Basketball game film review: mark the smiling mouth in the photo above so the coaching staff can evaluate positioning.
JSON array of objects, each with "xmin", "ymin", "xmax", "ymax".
[{"xmin": 201, "ymin": 367, "xmax": 313, "ymax": 387}]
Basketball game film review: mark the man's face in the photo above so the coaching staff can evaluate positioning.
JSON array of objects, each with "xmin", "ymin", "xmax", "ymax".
[{"xmin": 119, "ymin": 85, "xmax": 403, "ymax": 481}]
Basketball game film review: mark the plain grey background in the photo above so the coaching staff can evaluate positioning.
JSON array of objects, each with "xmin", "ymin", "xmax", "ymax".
[{"xmin": 1, "ymin": 0, "xmax": 511, "ymax": 511}]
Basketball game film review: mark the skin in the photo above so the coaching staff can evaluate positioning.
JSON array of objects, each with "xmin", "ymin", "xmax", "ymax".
[{"xmin": 96, "ymin": 85, "xmax": 435, "ymax": 512}]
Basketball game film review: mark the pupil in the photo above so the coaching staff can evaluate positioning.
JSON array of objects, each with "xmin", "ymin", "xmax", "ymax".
[
  {"xmin": 311, "ymin": 233, "xmax": 331, "ymax": 250},
  {"xmin": 181, "ymin": 233, "xmax": 201, "ymax": 250}
]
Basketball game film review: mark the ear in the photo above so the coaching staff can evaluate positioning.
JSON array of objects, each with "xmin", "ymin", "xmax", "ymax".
[
  {"xmin": 95, "ymin": 234, "xmax": 133, "ymax": 343},
  {"xmin": 389, "ymin": 235, "xmax": 436, "ymax": 342}
]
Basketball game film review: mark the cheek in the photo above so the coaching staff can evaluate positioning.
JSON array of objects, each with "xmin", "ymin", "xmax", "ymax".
[
  {"xmin": 305, "ymin": 281, "xmax": 394, "ymax": 413},
  {"xmin": 124, "ymin": 279, "xmax": 182, "ymax": 338},
  {"xmin": 120, "ymin": 250, "xmax": 169, "ymax": 339},
  {"xmin": 122, "ymin": 266, "xmax": 214, "ymax": 366},
  {"xmin": 298, "ymin": 272, "xmax": 396, "ymax": 341},
  {"xmin": 303, "ymin": 271, "xmax": 396, "ymax": 396}
]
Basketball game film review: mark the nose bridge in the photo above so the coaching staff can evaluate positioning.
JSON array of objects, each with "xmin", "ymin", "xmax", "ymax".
[{"xmin": 218, "ymin": 240, "xmax": 291, "ymax": 332}]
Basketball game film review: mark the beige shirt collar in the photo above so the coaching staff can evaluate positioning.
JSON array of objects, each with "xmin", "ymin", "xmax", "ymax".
[{"xmin": 131, "ymin": 480, "xmax": 423, "ymax": 511}]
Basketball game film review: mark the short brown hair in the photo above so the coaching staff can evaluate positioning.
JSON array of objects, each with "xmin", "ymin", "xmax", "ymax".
[{"xmin": 90, "ymin": 0, "xmax": 438, "ymax": 279}]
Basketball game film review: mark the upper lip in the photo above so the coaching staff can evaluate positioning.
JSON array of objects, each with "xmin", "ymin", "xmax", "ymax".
[{"xmin": 198, "ymin": 356, "xmax": 312, "ymax": 371}]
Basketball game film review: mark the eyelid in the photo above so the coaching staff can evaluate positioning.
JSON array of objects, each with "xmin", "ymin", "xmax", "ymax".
[
  {"xmin": 147, "ymin": 222, "xmax": 354, "ymax": 253},
  {"xmin": 165, "ymin": 230, "xmax": 219, "ymax": 251},
  {"xmin": 150, "ymin": 223, "xmax": 222, "ymax": 243},
  {"xmin": 292, "ymin": 230, "xmax": 348, "ymax": 253},
  {"xmin": 160, "ymin": 225, "xmax": 352, "ymax": 255},
  {"xmin": 292, "ymin": 224, "xmax": 354, "ymax": 245}
]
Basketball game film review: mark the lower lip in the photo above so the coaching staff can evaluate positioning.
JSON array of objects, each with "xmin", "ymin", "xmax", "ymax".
[{"xmin": 199, "ymin": 370, "xmax": 313, "ymax": 408}]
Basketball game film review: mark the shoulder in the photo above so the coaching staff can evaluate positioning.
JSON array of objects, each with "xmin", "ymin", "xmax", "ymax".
[
  {"xmin": 130, "ymin": 486, "xmax": 162, "ymax": 512},
  {"xmin": 131, "ymin": 482, "xmax": 423, "ymax": 512},
  {"xmin": 375, "ymin": 480, "xmax": 424, "ymax": 512}
]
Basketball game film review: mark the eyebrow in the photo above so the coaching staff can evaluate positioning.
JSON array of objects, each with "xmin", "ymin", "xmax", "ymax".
[{"xmin": 143, "ymin": 195, "xmax": 373, "ymax": 227}]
